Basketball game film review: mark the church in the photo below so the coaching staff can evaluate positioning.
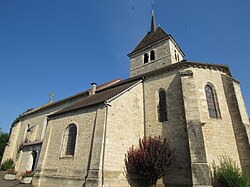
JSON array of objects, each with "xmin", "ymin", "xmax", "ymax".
[{"xmin": 2, "ymin": 7, "xmax": 250, "ymax": 187}]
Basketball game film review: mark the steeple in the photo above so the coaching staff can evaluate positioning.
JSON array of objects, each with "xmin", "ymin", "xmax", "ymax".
[
  {"xmin": 150, "ymin": 1, "xmax": 157, "ymax": 33},
  {"xmin": 128, "ymin": 1, "xmax": 185, "ymax": 77},
  {"xmin": 150, "ymin": 0, "xmax": 157, "ymax": 33}
]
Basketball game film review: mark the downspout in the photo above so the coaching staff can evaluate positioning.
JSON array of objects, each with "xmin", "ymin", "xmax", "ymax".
[
  {"xmin": 100, "ymin": 80, "xmax": 141, "ymax": 186},
  {"xmin": 142, "ymin": 77, "xmax": 147, "ymax": 137},
  {"xmin": 84, "ymin": 110, "xmax": 98, "ymax": 184},
  {"xmin": 102, "ymin": 101, "xmax": 110, "ymax": 187}
]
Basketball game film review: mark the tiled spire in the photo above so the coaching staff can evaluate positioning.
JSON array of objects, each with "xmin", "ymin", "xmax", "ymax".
[{"xmin": 150, "ymin": 0, "xmax": 157, "ymax": 33}]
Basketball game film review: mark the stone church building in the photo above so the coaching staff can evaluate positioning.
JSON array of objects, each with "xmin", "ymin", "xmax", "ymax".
[{"xmin": 2, "ymin": 9, "xmax": 250, "ymax": 187}]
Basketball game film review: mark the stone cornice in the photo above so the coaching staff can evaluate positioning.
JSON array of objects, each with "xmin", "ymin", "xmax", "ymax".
[
  {"xmin": 140, "ymin": 61, "xmax": 231, "ymax": 79},
  {"xmin": 22, "ymin": 140, "xmax": 43, "ymax": 148}
]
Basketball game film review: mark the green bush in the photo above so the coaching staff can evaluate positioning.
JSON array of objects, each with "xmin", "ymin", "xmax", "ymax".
[
  {"xmin": 0, "ymin": 158, "xmax": 15, "ymax": 171},
  {"xmin": 212, "ymin": 156, "xmax": 249, "ymax": 187}
]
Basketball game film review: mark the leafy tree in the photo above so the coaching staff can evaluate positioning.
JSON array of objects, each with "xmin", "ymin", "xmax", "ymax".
[
  {"xmin": 212, "ymin": 156, "xmax": 249, "ymax": 187},
  {"xmin": 0, "ymin": 130, "xmax": 9, "ymax": 163},
  {"xmin": 125, "ymin": 136, "xmax": 175, "ymax": 187}
]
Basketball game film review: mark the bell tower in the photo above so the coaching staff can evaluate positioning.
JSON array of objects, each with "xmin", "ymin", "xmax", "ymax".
[{"xmin": 128, "ymin": 4, "xmax": 185, "ymax": 77}]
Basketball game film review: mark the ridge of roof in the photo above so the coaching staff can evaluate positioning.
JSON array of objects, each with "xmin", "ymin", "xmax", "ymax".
[
  {"xmin": 129, "ymin": 27, "xmax": 168, "ymax": 55},
  {"xmin": 20, "ymin": 78, "xmax": 121, "ymax": 118}
]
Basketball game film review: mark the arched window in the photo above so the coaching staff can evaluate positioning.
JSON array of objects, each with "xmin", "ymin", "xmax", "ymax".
[
  {"xmin": 158, "ymin": 90, "xmax": 168, "ymax": 122},
  {"xmin": 61, "ymin": 124, "xmax": 77, "ymax": 156},
  {"xmin": 144, "ymin": 53, "xmax": 149, "ymax": 63},
  {"xmin": 150, "ymin": 50, "xmax": 155, "ymax": 61},
  {"xmin": 205, "ymin": 85, "xmax": 219, "ymax": 118}
]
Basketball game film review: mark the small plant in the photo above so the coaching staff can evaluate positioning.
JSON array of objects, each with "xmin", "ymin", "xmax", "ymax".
[
  {"xmin": 0, "ymin": 158, "xmax": 14, "ymax": 171},
  {"xmin": 212, "ymin": 156, "xmax": 249, "ymax": 187},
  {"xmin": 6, "ymin": 168, "xmax": 17, "ymax": 175},
  {"xmin": 125, "ymin": 136, "xmax": 175, "ymax": 187},
  {"xmin": 22, "ymin": 170, "xmax": 34, "ymax": 178}
]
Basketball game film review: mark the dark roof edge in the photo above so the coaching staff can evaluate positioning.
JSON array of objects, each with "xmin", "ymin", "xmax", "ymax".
[
  {"xmin": 140, "ymin": 61, "xmax": 232, "ymax": 78},
  {"xmin": 106, "ymin": 80, "xmax": 142, "ymax": 103},
  {"xmin": 128, "ymin": 36, "xmax": 168, "ymax": 57},
  {"xmin": 127, "ymin": 34, "xmax": 184, "ymax": 58},
  {"xmin": 48, "ymin": 80, "xmax": 142, "ymax": 118},
  {"xmin": 48, "ymin": 102, "xmax": 104, "ymax": 119}
]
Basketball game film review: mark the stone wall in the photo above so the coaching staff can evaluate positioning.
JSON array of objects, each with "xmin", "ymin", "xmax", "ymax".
[
  {"xmin": 130, "ymin": 38, "xmax": 183, "ymax": 77},
  {"xmin": 190, "ymin": 68, "xmax": 241, "ymax": 168},
  {"xmin": 168, "ymin": 38, "xmax": 184, "ymax": 63},
  {"xmin": 221, "ymin": 75, "xmax": 250, "ymax": 177},
  {"xmin": 2, "ymin": 98, "xmax": 82, "ymax": 173},
  {"xmin": 144, "ymin": 70, "xmax": 192, "ymax": 186},
  {"xmin": 103, "ymin": 83, "xmax": 144, "ymax": 187},
  {"xmin": 1, "ymin": 121, "xmax": 21, "ymax": 164},
  {"xmin": 32, "ymin": 106, "xmax": 106, "ymax": 187},
  {"xmin": 180, "ymin": 69, "xmax": 211, "ymax": 186},
  {"xmin": 14, "ymin": 106, "xmax": 64, "ymax": 173}
]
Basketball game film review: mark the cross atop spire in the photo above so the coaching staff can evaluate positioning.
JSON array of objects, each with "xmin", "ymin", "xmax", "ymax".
[
  {"xmin": 49, "ymin": 92, "xmax": 54, "ymax": 104},
  {"xmin": 150, "ymin": 0, "xmax": 157, "ymax": 33}
]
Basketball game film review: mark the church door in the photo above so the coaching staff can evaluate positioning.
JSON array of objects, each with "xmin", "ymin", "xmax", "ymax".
[{"xmin": 31, "ymin": 151, "xmax": 38, "ymax": 172}]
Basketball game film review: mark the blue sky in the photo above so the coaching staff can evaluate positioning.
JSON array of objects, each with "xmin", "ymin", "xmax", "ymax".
[{"xmin": 0, "ymin": 0, "xmax": 250, "ymax": 132}]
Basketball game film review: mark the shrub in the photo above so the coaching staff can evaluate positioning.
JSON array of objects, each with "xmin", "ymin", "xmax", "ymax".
[
  {"xmin": 0, "ymin": 158, "xmax": 14, "ymax": 171},
  {"xmin": 212, "ymin": 156, "xmax": 249, "ymax": 187},
  {"xmin": 125, "ymin": 136, "xmax": 175, "ymax": 187},
  {"xmin": 0, "ymin": 132, "xmax": 9, "ymax": 163}
]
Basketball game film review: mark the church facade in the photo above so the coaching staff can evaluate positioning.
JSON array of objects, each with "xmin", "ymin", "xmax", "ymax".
[{"xmin": 2, "ymin": 10, "xmax": 250, "ymax": 187}]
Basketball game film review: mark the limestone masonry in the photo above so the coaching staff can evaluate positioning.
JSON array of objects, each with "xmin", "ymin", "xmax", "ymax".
[{"xmin": 2, "ymin": 8, "xmax": 250, "ymax": 187}]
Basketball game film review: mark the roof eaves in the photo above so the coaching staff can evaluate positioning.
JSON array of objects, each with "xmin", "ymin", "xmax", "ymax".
[
  {"xmin": 48, "ymin": 102, "xmax": 104, "ymax": 118},
  {"xmin": 48, "ymin": 80, "xmax": 142, "ymax": 118},
  {"xmin": 106, "ymin": 80, "xmax": 142, "ymax": 103}
]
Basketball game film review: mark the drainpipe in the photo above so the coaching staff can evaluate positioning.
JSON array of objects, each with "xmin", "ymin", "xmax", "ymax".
[
  {"xmin": 142, "ymin": 77, "xmax": 147, "ymax": 137},
  {"xmin": 101, "ymin": 101, "xmax": 111, "ymax": 187}
]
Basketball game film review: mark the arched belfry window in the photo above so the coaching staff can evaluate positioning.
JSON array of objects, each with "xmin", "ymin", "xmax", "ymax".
[
  {"xmin": 144, "ymin": 53, "xmax": 149, "ymax": 63},
  {"xmin": 61, "ymin": 124, "xmax": 77, "ymax": 156},
  {"xmin": 150, "ymin": 50, "xmax": 155, "ymax": 61},
  {"xmin": 205, "ymin": 85, "xmax": 220, "ymax": 118},
  {"xmin": 158, "ymin": 89, "xmax": 168, "ymax": 122}
]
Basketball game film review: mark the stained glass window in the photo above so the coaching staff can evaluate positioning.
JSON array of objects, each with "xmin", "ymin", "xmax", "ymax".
[
  {"xmin": 158, "ymin": 90, "xmax": 168, "ymax": 122},
  {"xmin": 205, "ymin": 85, "xmax": 218, "ymax": 118}
]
